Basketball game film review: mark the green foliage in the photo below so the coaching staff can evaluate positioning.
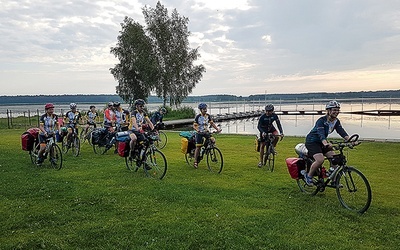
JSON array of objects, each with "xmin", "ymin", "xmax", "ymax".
[
  {"xmin": 148, "ymin": 105, "xmax": 195, "ymax": 120},
  {"xmin": 1, "ymin": 130, "xmax": 399, "ymax": 249}
]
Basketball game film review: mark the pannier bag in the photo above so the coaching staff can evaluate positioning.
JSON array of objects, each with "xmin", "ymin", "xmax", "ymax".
[
  {"xmin": 181, "ymin": 138, "xmax": 188, "ymax": 154},
  {"xmin": 92, "ymin": 128, "xmax": 108, "ymax": 145},
  {"xmin": 116, "ymin": 131, "xmax": 130, "ymax": 142},
  {"xmin": 21, "ymin": 128, "xmax": 40, "ymax": 151},
  {"xmin": 118, "ymin": 141, "xmax": 130, "ymax": 157},
  {"xmin": 286, "ymin": 158, "xmax": 306, "ymax": 179}
]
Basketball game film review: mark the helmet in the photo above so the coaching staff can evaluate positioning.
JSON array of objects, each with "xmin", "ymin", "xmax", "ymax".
[
  {"xmin": 265, "ymin": 104, "xmax": 274, "ymax": 111},
  {"xmin": 134, "ymin": 99, "xmax": 146, "ymax": 107},
  {"xmin": 198, "ymin": 103, "xmax": 207, "ymax": 109},
  {"xmin": 45, "ymin": 103, "xmax": 54, "ymax": 109},
  {"xmin": 113, "ymin": 101, "xmax": 121, "ymax": 107},
  {"xmin": 326, "ymin": 100, "xmax": 341, "ymax": 109},
  {"xmin": 70, "ymin": 103, "xmax": 77, "ymax": 109},
  {"xmin": 160, "ymin": 107, "xmax": 167, "ymax": 113},
  {"xmin": 89, "ymin": 105, "xmax": 95, "ymax": 109},
  {"xmin": 108, "ymin": 102, "xmax": 114, "ymax": 107}
]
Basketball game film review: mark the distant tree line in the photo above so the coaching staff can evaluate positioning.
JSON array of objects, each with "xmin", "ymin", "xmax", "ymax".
[{"xmin": 1, "ymin": 90, "xmax": 399, "ymax": 105}]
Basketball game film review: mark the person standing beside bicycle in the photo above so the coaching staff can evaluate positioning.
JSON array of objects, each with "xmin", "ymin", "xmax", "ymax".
[
  {"xmin": 37, "ymin": 103, "xmax": 61, "ymax": 165},
  {"xmin": 302, "ymin": 100, "xmax": 351, "ymax": 186},
  {"xmin": 83, "ymin": 105, "xmax": 99, "ymax": 134},
  {"xmin": 257, "ymin": 103, "xmax": 284, "ymax": 167},
  {"xmin": 104, "ymin": 102, "xmax": 116, "ymax": 132},
  {"xmin": 151, "ymin": 107, "xmax": 167, "ymax": 130},
  {"xmin": 193, "ymin": 103, "xmax": 222, "ymax": 169},
  {"xmin": 63, "ymin": 103, "xmax": 82, "ymax": 148},
  {"xmin": 128, "ymin": 99, "xmax": 154, "ymax": 158},
  {"xmin": 114, "ymin": 101, "xmax": 130, "ymax": 131}
]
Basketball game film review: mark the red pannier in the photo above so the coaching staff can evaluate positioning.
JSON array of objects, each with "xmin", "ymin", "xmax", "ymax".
[
  {"xmin": 118, "ymin": 141, "xmax": 130, "ymax": 157},
  {"xmin": 21, "ymin": 128, "xmax": 40, "ymax": 151},
  {"xmin": 286, "ymin": 158, "xmax": 306, "ymax": 179}
]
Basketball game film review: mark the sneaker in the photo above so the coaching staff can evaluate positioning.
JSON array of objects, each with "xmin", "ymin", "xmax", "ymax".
[
  {"xmin": 301, "ymin": 170, "xmax": 314, "ymax": 186},
  {"xmin": 36, "ymin": 157, "xmax": 44, "ymax": 166},
  {"xmin": 258, "ymin": 161, "xmax": 263, "ymax": 168},
  {"xmin": 194, "ymin": 162, "xmax": 198, "ymax": 169}
]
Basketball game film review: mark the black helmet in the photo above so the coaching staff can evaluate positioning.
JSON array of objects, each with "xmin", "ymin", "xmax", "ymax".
[
  {"xmin": 134, "ymin": 99, "xmax": 146, "ymax": 106},
  {"xmin": 265, "ymin": 103, "xmax": 274, "ymax": 111},
  {"xmin": 113, "ymin": 101, "xmax": 121, "ymax": 107},
  {"xmin": 198, "ymin": 103, "xmax": 207, "ymax": 109},
  {"xmin": 160, "ymin": 107, "xmax": 167, "ymax": 113}
]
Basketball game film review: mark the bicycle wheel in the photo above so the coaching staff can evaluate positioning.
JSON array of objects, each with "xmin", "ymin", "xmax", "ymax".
[
  {"xmin": 93, "ymin": 143, "xmax": 106, "ymax": 155},
  {"xmin": 62, "ymin": 136, "xmax": 69, "ymax": 153},
  {"xmin": 155, "ymin": 131, "xmax": 167, "ymax": 149},
  {"xmin": 86, "ymin": 129, "xmax": 93, "ymax": 146},
  {"xmin": 336, "ymin": 166, "xmax": 372, "ymax": 214},
  {"xmin": 296, "ymin": 176, "xmax": 319, "ymax": 195},
  {"xmin": 49, "ymin": 144, "xmax": 63, "ymax": 170},
  {"xmin": 71, "ymin": 136, "xmax": 80, "ymax": 157},
  {"xmin": 206, "ymin": 147, "xmax": 223, "ymax": 173},
  {"xmin": 79, "ymin": 129, "xmax": 86, "ymax": 143},
  {"xmin": 144, "ymin": 148, "xmax": 167, "ymax": 179},
  {"xmin": 185, "ymin": 151, "xmax": 195, "ymax": 167},
  {"xmin": 266, "ymin": 145, "xmax": 275, "ymax": 172},
  {"xmin": 30, "ymin": 143, "xmax": 40, "ymax": 164},
  {"xmin": 125, "ymin": 156, "xmax": 140, "ymax": 172}
]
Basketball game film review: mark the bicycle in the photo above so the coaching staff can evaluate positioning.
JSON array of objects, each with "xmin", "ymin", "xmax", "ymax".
[
  {"xmin": 125, "ymin": 131, "xmax": 167, "ymax": 180},
  {"xmin": 79, "ymin": 123, "xmax": 98, "ymax": 146},
  {"xmin": 185, "ymin": 131, "xmax": 223, "ymax": 173},
  {"xmin": 152, "ymin": 122, "xmax": 167, "ymax": 149},
  {"xmin": 295, "ymin": 134, "xmax": 372, "ymax": 214},
  {"xmin": 30, "ymin": 133, "xmax": 63, "ymax": 170},
  {"xmin": 62, "ymin": 126, "xmax": 80, "ymax": 157},
  {"xmin": 260, "ymin": 133, "xmax": 280, "ymax": 172}
]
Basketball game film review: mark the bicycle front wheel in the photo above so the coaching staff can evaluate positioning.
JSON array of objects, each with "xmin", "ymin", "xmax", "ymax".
[
  {"xmin": 71, "ymin": 136, "xmax": 80, "ymax": 157},
  {"xmin": 93, "ymin": 143, "xmax": 106, "ymax": 155},
  {"xmin": 49, "ymin": 144, "xmax": 63, "ymax": 170},
  {"xmin": 144, "ymin": 148, "xmax": 167, "ymax": 180},
  {"xmin": 206, "ymin": 147, "xmax": 223, "ymax": 173},
  {"xmin": 62, "ymin": 136, "xmax": 69, "ymax": 153},
  {"xmin": 264, "ymin": 145, "xmax": 275, "ymax": 172},
  {"xmin": 155, "ymin": 131, "xmax": 167, "ymax": 149},
  {"xmin": 336, "ymin": 166, "xmax": 372, "ymax": 214},
  {"xmin": 30, "ymin": 144, "xmax": 40, "ymax": 165}
]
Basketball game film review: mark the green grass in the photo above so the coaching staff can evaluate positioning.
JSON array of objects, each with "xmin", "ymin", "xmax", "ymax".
[{"xmin": 1, "ymin": 129, "xmax": 399, "ymax": 249}]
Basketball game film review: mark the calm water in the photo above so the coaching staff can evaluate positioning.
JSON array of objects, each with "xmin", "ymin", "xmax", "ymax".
[{"xmin": 1, "ymin": 102, "xmax": 400, "ymax": 140}]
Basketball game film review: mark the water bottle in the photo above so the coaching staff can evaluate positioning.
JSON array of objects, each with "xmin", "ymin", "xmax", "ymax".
[
  {"xmin": 140, "ymin": 148, "xmax": 145, "ymax": 159},
  {"xmin": 326, "ymin": 167, "xmax": 335, "ymax": 177}
]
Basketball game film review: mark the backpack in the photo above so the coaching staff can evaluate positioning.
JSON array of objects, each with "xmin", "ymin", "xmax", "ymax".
[{"xmin": 286, "ymin": 158, "xmax": 306, "ymax": 179}]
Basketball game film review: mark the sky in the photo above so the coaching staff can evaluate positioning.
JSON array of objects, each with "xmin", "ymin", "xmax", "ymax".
[{"xmin": 1, "ymin": 0, "xmax": 400, "ymax": 97}]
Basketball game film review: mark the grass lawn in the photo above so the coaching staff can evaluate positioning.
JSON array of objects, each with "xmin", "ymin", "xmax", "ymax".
[{"xmin": 0, "ymin": 129, "xmax": 399, "ymax": 249}]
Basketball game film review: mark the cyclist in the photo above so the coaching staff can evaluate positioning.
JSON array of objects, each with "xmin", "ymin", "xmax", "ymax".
[
  {"xmin": 83, "ymin": 105, "xmax": 98, "ymax": 135},
  {"xmin": 114, "ymin": 101, "xmax": 130, "ymax": 131},
  {"xmin": 302, "ymin": 100, "xmax": 351, "ymax": 186},
  {"xmin": 129, "ymin": 99, "xmax": 154, "ymax": 158},
  {"xmin": 37, "ymin": 103, "xmax": 60, "ymax": 165},
  {"xmin": 193, "ymin": 103, "xmax": 221, "ymax": 169},
  {"xmin": 257, "ymin": 103, "xmax": 284, "ymax": 167},
  {"xmin": 104, "ymin": 101, "xmax": 116, "ymax": 132},
  {"xmin": 63, "ymin": 103, "xmax": 82, "ymax": 147},
  {"xmin": 150, "ymin": 107, "xmax": 167, "ymax": 129}
]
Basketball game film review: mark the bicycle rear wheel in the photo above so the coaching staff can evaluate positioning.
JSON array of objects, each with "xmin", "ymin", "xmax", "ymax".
[
  {"xmin": 49, "ymin": 144, "xmax": 63, "ymax": 170},
  {"xmin": 296, "ymin": 176, "xmax": 319, "ymax": 195},
  {"xmin": 71, "ymin": 136, "xmax": 80, "ymax": 157},
  {"xmin": 125, "ymin": 156, "xmax": 139, "ymax": 172},
  {"xmin": 155, "ymin": 131, "xmax": 167, "ymax": 149},
  {"xmin": 30, "ymin": 143, "xmax": 40, "ymax": 165},
  {"xmin": 206, "ymin": 147, "xmax": 223, "ymax": 173},
  {"xmin": 143, "ymin": 148, "xmax": 167, "ymax": 179},
  {"xmin": 336, "ymin": 166, "xmax": 372, "ymax": 214}
]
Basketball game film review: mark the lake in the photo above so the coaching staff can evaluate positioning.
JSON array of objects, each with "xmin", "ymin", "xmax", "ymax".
[{"xmin": 1, "ymin": 101, "xmax": 400, "ymax": 140}]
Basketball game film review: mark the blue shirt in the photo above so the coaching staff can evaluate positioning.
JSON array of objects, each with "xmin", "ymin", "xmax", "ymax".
[
  {"xmin": 257, "ymin": 113, "xmax": 283, "ymax": 134},
  {"xmin": 306, "ymin": 115, "xmax": 348, "ymax": 143}
]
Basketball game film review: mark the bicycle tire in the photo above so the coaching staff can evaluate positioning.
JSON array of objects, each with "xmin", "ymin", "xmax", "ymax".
[
  {"xmin": 206, "ymin": 146, "xmax": 223, "ymax": 173},
  {"xmin": 185, "ymin": 150, "xmax": 195, "ymax": 167},
  {"xmin": 296, "ymin": 176, "xmax": 319, "ymax": 195},
  {"xmin": 144, "ymin": 148, "xmax": 167, "ymax": 180},
  {"xmin": 72, "ymin": 136, "xmax": 80, "ymax": 157},
  {"xmin": 49, "ymin": 144, "xmax": 63, "ymax": 170},
  {"xmin": 93, "ymin": 143, "xmax": 107, "ymax": 155},
  {"xmin": 265, "ymin": 144, "xmax": 275, "ymax": 172},
  {"xmin": 62, "ymin": 136, "xmax": 69, "ymax": 153},
  {"xmin": 86, "ymin": 129, "xmax": 93, "ymax": 146},
  {"xmin": 30, "ymin": 144, "xmax": 40, "ymax": 165},
  {"xmin": 125, "ymin": 156, "xmax": 140, "ymax": 172},
  {"xmin": 335, "ymin": 166, "xmax": 372, "ymax": 214},
  {"xmin": 79, "ymin": 129, "xmax": 86, "ymax": 143},
  {"xmin": 155, "ymin": 131, "xmax": 167, "ymax": 149}
]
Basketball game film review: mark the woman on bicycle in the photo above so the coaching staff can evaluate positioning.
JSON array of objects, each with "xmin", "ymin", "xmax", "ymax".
[
  {"xmin": 103, "ymin": 102, "xmax": 116, "ymax": 132},
  {"xmin": 83, "ymin": 105, "xmax": 98, "ymax": 134},
  {"xmin": 63, "ymin": 103, "xmax": 82, "ymax": 148},
  {"xmin": 257, "ymin": 103, "xmax": 284, "ymax": 167},
  {"xmin": 114, "ymin": 101, "xmax": 130, "ymax": 131},
  {"xmin": 37, "ymin": 103, "xmax": 60, "ymax": 165},
  {"xmin": 193, "ymin": 103, "xmax": 221, "ymax": 169},
  {"xmin": 129, "ymin": 99, "xmax": 154, "ymax": 158},
  {"xmin": 302, "ymin": 100, "xmax": 350, "ymax": 186}
]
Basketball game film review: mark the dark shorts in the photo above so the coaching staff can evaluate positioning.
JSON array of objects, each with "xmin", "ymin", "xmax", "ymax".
[
  {"xmin": 305, "ymin": 141, "xmax": 331, "ymax": 157},
  {"xmin": 132, "ymin": 130, "xmax": 146, "ymax": 143},
  {"xmin": 195, "ymin": 133, "xmax": 211, "ymax": 146},
  {"xmin": 259, "ymin": 129, "xmax": 278, "ymax": 143}
]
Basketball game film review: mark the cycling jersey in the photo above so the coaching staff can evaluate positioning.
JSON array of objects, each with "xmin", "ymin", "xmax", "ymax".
[
  {"xmin": 194, "ymin": 113, "xmax": 214, "ymax": 133},
  {"xmin": 103, "ymin": 108, "xmax": 115, "ymax": 127},
  {"xmin": 86, "ymin": 111, "xmax": 98, "ymax": 124},
  {"xmin": 130, "ymin": 110, "xmax": 149, "ymax": 131},
  {"xmin": 257, "ymin": 113, "xmax": 283, "ymax": 134},
  {"xmin": 64, "ymin": 111, "xmax": 81, "ymax": 128},
  {"xmin": 39, "ymin": 114, "xmax": 59, "ymax": 134},
  {"xmin": 306, "ymin": 115, "xmax": 348, "ymax": 143},
  {"xmin": 150, "ymin": 111, "xmax": 163, "ymax": 125}
]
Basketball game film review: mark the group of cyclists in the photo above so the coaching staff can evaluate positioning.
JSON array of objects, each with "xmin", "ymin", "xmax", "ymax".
[
  {"xmin": 36, "ymin": 100, "xmax": 166, "ymax": 165},
  {"xmin": 37, "ymin": 98, "xmax": 351, "ymax": 184}
]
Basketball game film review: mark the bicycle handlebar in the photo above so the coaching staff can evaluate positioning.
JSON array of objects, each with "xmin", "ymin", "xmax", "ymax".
[{"xmin": 331, "ymin": 134, "xmax": 361, "ymax": 150}]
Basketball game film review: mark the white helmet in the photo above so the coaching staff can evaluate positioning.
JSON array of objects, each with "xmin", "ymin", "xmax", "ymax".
[{"xmin": 325, "ymin": 100, "xmax": 340, "ymax": 109}]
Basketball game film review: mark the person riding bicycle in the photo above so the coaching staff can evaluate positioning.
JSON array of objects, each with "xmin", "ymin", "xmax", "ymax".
[
  {"xmin": 257, "ymin": 103, "xmax": 284, "ymax": 167},
  {"xmin": 150, "ymin": 107, "xmax": 167, "ymax": 129},
  {"xmin": 193, "ymin": 103, "xmax": 222, "ymax": 169},
  {"xmin": 302, "ymin": 100, "xmax": 351, "ymax": 186},
  {"xmin": 104, "ymin": 101, "xmax": 116, "ymax": 132},
  {"xmin": 129, "ymin": 99, "xmax": 154, "ymax": 159},
  {"xmin": 114, "ymin": 101, "xmax": 130, "ymax": 131},
  {"xmin": 37, "ymin": 103, "xmax": 60, "ymax": 165},
  {"xmin": 63, "ymin": 103, "xmax": 82, "ymax": 147},
  {"xmin": 83, "ymin": 105, "xmax": 99, "ymax": 135}
]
